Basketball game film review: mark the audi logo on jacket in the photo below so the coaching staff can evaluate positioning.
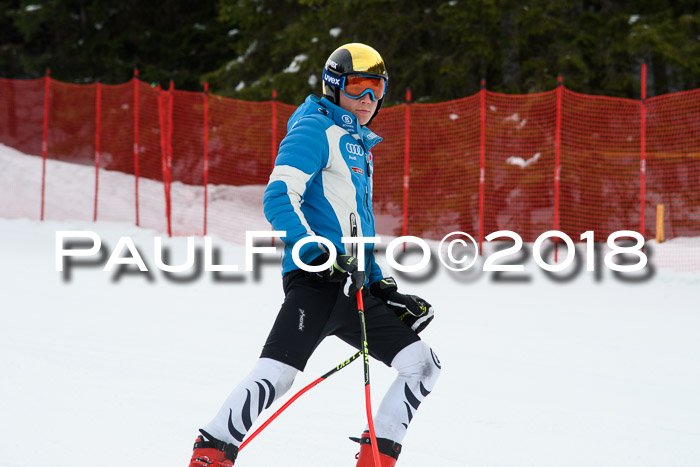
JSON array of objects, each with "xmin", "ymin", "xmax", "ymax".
[{"xmin": 263, "ymin": 94, "xmax": 385, "ymax": 285}]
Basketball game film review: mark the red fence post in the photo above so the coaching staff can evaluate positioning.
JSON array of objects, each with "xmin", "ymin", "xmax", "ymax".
[
  {"xmin": 166, "ymin": 80, "xmax": 174, "ymax": 237},
  {"xmin": 640, "ymin": 62, "xmax": 647, "ymax": 238},
  {"xmin": 271, "ymin": 89, "xmax": 278, "ymax": 169},
  {"xmin": 203, "ymin": 81, "xmax": 210, "ymax": 236},
  {"xmin": 94, "ymin": 81, "xmax": 102, "ymax": 222},
  {"xmin": 157, "ymin": 82, "xmax": 165, "ymax": 225},
  {"xmin": 271, "ymin": 89, "xmax": 278, "ymax": 246},
  {"xmin": 478, "ymin": 80, "xmax": 486, "ymax": 254},
  {"xmin": 40, "ymin": 69, "xmax": 50, "ymax": 221},
  {"xmin": 157, "ymin": 83, "xmax": 173, "ymax": 237},
  {"xmin": 553, "ymin": 76, "xmax": 563, "ymax": 261},
  {"xmin": 133, "ymin": 69, "xmax": 140, "ymax": 226},
  {"xmin": 402, "ymin": 89, "xmax": 411, "ymax": 248}
]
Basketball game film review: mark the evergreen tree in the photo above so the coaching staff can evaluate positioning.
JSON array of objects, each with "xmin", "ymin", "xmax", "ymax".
[
  {"xmin": 4, "ymin": 0, "xmax": 230, "ymax": 89},
  {"xmin": 1, "ymin": 0, "xmax": 698, "ymax": 99}
]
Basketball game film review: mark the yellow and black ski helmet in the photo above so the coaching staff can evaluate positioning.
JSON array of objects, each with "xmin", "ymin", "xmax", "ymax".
[{"xmin": 322, "ymin": 43, "xmax": 388, "ymax": 125}]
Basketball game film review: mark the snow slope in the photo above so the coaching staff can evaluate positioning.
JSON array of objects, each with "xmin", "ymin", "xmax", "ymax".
[{"xmin": 1, "ymin": 144, "xmax": 700, "ymax": 467}]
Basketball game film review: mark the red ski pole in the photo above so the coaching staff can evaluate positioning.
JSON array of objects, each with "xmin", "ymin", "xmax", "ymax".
[
  {"xmin": 239, "ymin": 350, "xmax": 361, "ymax": 451},
  {"xmin": 357, "ymin": 289, "xmax": 382, "ymax": 467}
]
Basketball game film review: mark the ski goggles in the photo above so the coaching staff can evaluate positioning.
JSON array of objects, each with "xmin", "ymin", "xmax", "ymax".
[{"xmin": 323, "ymin": 69, "xmax": 386, "ymax": 101}]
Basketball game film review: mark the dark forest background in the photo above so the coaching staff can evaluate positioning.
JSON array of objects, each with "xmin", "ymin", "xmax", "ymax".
[{"xmin": 1, "ymin": 0, "xmax": 699, "ymax": 105}]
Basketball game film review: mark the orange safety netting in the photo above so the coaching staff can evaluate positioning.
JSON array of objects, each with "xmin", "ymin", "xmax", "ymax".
[{"xmin": 0, "ymin": 76, "xmax": 698, "ymax": 271}]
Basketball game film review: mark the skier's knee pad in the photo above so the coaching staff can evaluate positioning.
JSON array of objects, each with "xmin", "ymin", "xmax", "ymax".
[{"xmin": 390, "ymin": 341, "xmax": 441, "ymax": 391}]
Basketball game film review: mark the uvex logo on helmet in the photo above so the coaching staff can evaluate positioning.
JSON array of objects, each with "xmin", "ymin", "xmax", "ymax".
[
  {"xmin": 323, "ymin": 73, "xmax": 341, "ymax": 87},
  {"xmin": 346, "ymin": 143, "xmax": 364, "ymax": 156}
]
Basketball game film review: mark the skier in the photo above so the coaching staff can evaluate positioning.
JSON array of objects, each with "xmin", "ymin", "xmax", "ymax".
[{"xmin": 188, "ymin": 43, "xmax": 440, "ymax": 467}]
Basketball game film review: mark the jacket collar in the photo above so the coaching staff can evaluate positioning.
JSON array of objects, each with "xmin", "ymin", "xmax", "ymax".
[{"xmin": 317, "ymin": 96, "xmax": 383, "ymax": 151}]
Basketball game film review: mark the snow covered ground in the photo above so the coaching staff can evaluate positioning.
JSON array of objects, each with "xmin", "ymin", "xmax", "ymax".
[{"xmin": 1, "ymin": 143, "xmax": 700, "ymax": 467}]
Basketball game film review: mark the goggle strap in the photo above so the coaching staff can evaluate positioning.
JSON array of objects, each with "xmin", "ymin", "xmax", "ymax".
[{"xmin": 322, "ymin": 69, "xmax": 344, "ymax": 90}]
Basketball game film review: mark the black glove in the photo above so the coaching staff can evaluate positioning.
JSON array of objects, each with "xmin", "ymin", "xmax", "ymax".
[
  {"xmin": 314, "ymin": 254, "xmax": 365, "ymax": 297},
  {"xmin": 370, "ymin": 277, "xmax": 435, "ymax": 334}
]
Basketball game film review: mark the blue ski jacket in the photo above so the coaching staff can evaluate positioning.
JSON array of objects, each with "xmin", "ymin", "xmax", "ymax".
[{"xmin": 263, "ymin": 95, "xmax": 386, "ymax": 285}]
